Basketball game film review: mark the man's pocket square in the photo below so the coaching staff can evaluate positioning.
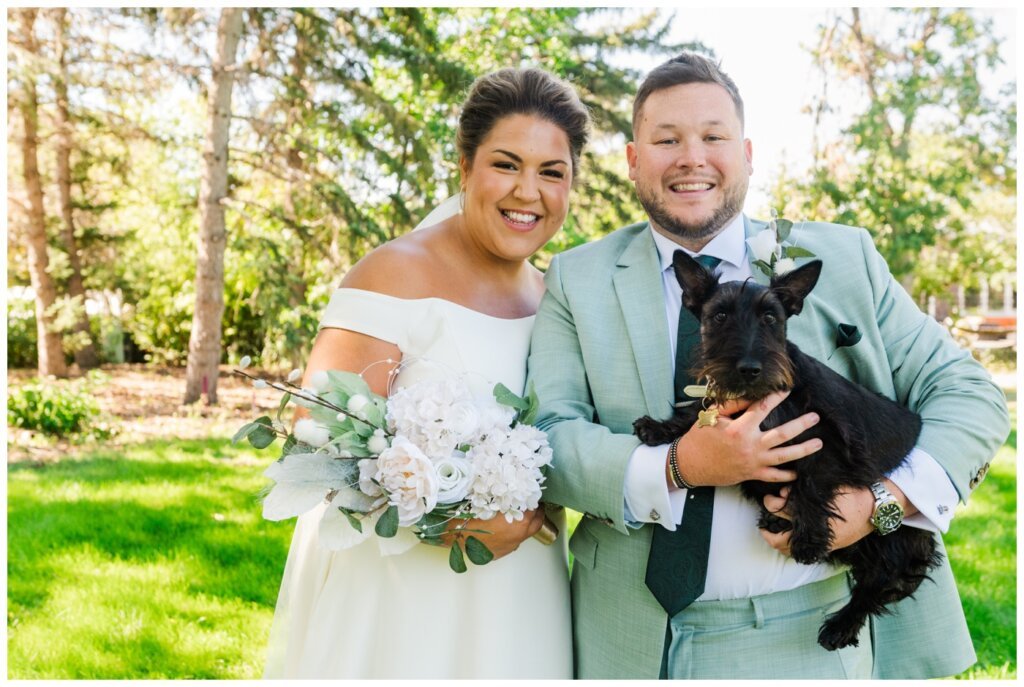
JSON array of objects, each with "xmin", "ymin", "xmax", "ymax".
[{"xmin": 836, "ymin": 323, "xmax": 862, "ymax": 348}]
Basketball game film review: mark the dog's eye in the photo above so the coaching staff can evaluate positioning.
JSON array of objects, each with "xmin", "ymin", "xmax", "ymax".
[
  {"xmin": 713, "ymin": 312, "xmax": 728, "ymax": 324},
  {"xmin": 763, "ymin": 313, "xmax": 777, "ymax": 325}
]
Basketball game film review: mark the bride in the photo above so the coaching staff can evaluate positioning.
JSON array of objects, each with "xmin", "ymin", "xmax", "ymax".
[{"xmin": 263, "ymin": 68, "xmax": 590, "ymax": 679}]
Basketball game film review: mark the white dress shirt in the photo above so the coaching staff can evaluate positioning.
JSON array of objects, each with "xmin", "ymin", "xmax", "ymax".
[{"xmin": 623, "ymin": 215, "xmax": 959, "ymax": 600}]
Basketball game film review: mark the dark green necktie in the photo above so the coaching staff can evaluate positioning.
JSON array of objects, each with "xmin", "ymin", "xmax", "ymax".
[{"xmin": 645, "ymin": 253, "xmax": 721, "ymax": 618}]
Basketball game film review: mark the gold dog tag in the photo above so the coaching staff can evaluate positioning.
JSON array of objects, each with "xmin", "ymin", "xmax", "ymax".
[{"xmin": 697, "ymin": 407, "xmax": 719, "ymax": 428}]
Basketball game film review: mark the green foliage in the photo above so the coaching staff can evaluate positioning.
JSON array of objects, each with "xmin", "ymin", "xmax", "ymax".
[
  {"xmin": 7, "ymin": 296, "xmax": 38, "ymax": 369},
  {"xmin": 7, "ymin": 373, "xmax": 114, "ymax": 439},
  {"xmin": 464, "ymin": 535, "xmax": 494, "ymax": 565},
  {"xmin": 769, "ymin": 8, "xmax": 1015, "ymax": 300},
  {"xmin": 374, "ymin": 505, "xmax": 400, "ymax": 538}
]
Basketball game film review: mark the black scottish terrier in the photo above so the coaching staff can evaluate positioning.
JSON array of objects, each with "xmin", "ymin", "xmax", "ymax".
[{"xmin": 633, "ymin": 252, "xmax": 942, "ymax": 651}]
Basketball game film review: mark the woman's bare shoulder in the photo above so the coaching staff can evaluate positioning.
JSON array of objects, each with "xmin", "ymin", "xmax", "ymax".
[{"xmin": 339, "ymin": 230, "xmax": 445, "ymax": 299}]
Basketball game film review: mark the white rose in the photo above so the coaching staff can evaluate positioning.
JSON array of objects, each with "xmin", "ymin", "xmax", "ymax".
[
  {"xmin": 293, "ymin": 418, "xmax": 331, "ymax": 447},
  {"xmin": 367, "ymin": 429, "xmax": 390, "ymax": 454},
  {"xmin": 746, "ymin": 228, "xmax": 778, "ymax": 265},
  {"xmin": 375, "ymin": 436, "xmax": 439, "ymax": 526},
  {"xmin": 434, "ymin": 452, "xmax": 475, "ymax": 504},
  {"xmin": 446, "ymin": 401, "xmax": 481, "ymax": 443}
]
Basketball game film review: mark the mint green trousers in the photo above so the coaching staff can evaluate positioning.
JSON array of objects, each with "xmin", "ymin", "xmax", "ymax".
[{"xmin": 663, "ymin": 573, "xmax": 873, "ymax": 679}]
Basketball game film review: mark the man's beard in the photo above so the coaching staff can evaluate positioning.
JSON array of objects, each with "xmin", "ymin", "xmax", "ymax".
[{"xmin": 635, "ymin": 178, "xmax": 747, "ymax": 245}]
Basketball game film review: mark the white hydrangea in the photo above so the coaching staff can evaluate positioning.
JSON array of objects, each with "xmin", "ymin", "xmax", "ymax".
[
  {"xmin": 465, "ymin": 424, "xmax": 552, "ymax": 523},
  {"xmin": 387, "ymin": 379, "xmax": 484, "ymax": 460}
]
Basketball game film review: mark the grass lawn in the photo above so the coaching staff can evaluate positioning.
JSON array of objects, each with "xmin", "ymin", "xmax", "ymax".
[
  {"xmin": 7, "ymin": 433, "xmax": 1017, "ymax": 678},
  {"xmin": 943, "ymin": 429, "xmax": 1017, "ymax": 680},
  {"xmin": 7, "ymin": 439, "xmax": 292, "ymax": 679}
]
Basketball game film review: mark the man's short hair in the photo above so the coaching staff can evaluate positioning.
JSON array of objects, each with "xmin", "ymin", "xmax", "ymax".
[{"xmin": 632, "ymin": 53, "xmax": 745, "ymax": 134}]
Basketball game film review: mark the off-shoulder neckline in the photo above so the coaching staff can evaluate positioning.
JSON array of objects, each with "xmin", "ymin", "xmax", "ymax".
[{"xmin": 334, "ymin": 287, "xmax": 536, "ymax": 323}]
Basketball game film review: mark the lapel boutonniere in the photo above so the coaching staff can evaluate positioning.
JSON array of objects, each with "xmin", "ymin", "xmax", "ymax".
[{"xmin": 747, "ymin": 209, "xmax": 816, "ymax": 277}]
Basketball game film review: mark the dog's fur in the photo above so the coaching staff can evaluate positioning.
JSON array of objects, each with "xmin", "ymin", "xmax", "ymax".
[{"xmin": 633, "ymin": 252, "xmax": 942, "ymax": 650}]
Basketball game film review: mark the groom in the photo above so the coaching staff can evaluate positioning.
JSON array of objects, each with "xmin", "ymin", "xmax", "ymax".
[{"xmin": 528, "ymin": 53, "xmax": 1009, "ymax": 679}]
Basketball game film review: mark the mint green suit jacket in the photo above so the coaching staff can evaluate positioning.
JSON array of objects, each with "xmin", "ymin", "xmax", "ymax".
[{"xmin": 528, "ymin": 218, "xmax": 1009, "ymax": 679}]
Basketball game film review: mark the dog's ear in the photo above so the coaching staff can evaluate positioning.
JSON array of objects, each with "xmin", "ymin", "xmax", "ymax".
[
  {"xmin": 770, "ymin": 260, "xmax": 822, "ymax": 316},
  {"xmin": 672, "ymin": 251, "xmax": 718, "ymax": 313}
]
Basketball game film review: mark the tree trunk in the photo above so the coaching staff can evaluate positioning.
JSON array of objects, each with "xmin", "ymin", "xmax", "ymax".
[
  {"xmin": 183, "ymin": 8, "xmax": 244, "ymax": 404},
  {"xmin": 17, "ymin": 8, "xmax": 68, "ymax": 378},
  {"xmin": 53, "ymin": 7, "xmax": 100, "ymax": 369}
]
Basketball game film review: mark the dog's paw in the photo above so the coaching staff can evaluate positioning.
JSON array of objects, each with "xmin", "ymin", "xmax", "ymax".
[
  {"xmin": 818, "ymin": 614, "xmax": 863, "ymax": 651},
  {"xmin": 758, "ymin": 512, "xmax": 792, "ymax": 534},
  {"xmin": 632, "ymin": 416, "xmax": 671, "ymax": 445},
  {"xmin": 790, "ymin": 537, "xmax": 829, "ymax": 565}
]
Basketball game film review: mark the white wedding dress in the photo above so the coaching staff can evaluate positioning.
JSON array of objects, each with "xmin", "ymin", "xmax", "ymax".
[{"xmin": 263, "ymin": 288, "xmax": 573, "ymax": 679}]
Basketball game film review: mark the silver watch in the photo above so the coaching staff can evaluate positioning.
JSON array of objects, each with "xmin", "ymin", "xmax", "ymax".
[{"xmin": 869, "ymin": 481, "xmax": 904, "ymax": 535}]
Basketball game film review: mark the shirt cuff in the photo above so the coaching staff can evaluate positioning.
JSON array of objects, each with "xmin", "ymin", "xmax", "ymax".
[
  {"xmin": 623, "ymin": 443, "xmax": 688, "ymax": 530},
  {"xmin": 886, "ymin": 447, "xmax": 958, "ymax": 533}
]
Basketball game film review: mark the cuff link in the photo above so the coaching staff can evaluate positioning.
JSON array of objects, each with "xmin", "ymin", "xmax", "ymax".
[{"xmin": 649, "ymin": 509, "xmax": 661, "ymax": 521}]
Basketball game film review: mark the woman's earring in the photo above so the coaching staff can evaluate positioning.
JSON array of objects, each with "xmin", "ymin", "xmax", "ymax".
[{"xmin": 458, "ymin": 190, "xmax": 465, "ymax": 213}]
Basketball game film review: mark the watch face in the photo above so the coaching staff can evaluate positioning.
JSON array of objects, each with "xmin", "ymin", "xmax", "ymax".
[{"xmin": 873, "ymin": 502, "xmax": 903, "ymax": 534}]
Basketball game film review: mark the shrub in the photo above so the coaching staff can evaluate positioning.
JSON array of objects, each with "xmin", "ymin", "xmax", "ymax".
[{"xmin": 7, "ymin": 374, "xmax": 114, "ymax": 439}]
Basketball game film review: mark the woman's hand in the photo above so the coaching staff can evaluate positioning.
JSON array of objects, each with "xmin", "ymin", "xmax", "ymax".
[{"xmin": 444, "ymin": 509, "xmax": 546, "ymax": 560}]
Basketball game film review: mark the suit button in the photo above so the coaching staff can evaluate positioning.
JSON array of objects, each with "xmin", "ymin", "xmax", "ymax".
[{"xmin": 970, "ymin": 462, "xmax": 991, "ymax": 489}]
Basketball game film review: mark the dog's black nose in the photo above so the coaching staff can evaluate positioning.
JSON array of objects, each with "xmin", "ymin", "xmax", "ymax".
[{"xmin": 738, "ymin": 361, "xmax": 762, "ymax": 380}]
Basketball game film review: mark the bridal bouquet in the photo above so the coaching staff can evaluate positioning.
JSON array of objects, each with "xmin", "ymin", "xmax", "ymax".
[{"xmin": 233, "ymin": 359, "xmax": 554, "ymax": 572}]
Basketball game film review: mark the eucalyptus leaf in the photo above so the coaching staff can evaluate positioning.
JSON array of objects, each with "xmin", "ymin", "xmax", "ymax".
[
  {"xmin": 776, "ymin": 219, "xmax": 793, "ymax": 241},
  {"xmin": 341, "ymin": 509, "xmax": 363, "ymax": 534},
  {"xmin": 232, "ymin": 421, "xmax": 259, "ymax": 444},
  {"xmin": 279, "ymin": 434, "xmax": 298, "ymax": 457},
  {"xmin": 493, "ymin": 382, "xmax": 530, "ymax": 411},
  {"xmin": 465, "ymin": 536, "xmax": 494, "ymax": 565},
  {"xmin": 374, "ymin": 505, "xmax": 399, "ymax": 538},
  {"xmin": 782, "ymin": 246, "xmax": 816, "ymax": 259},
  {"xmin": 248, "ymin": 417, "xmax": 277, "ymax": 449},
  {"xmin": 518, "ymin": 382, "xmax": 540, "ymax": 426},
  {"xmin": 449, "ymin": 541, "xmax": 468, "ymax": 573},
  {"xmin": 276, "ymin": 392, "xmax": 292, "ymax": 421},
  {"xmin": 752, "ymin": 259, "xmax": 774, "ymax": 276}
]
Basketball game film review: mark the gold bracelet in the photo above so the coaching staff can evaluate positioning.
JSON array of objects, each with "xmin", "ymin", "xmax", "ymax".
[{"xmin": 668, "ymin": 437, "xmax": 697, "ymax": 490}]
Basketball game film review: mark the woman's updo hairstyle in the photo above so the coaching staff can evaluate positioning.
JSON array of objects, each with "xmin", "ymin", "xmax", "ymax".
[{"xmin": 456, "ymin": 68, "xmax": 590, "ymax": 179}]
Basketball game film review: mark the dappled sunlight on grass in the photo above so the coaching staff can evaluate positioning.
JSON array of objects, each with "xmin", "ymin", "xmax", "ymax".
[{"xmin": 7, "ymin": 438, "xmax": 294, "ymax": 678}]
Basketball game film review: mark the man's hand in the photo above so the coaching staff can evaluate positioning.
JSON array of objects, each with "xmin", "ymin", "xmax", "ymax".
[
  {"xmin": 760, "ymin": 479, "xmax": 918, "ymax": 555},
  {"xmin": 444, "ymin": 509, "xmax": 545, "ymax": 560},
  {"xmin": 671, "ymin": 390, "xmax": 823, "ymax": 488}
]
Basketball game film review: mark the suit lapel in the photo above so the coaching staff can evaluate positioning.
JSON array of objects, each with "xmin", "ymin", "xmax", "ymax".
[{"xmin": 612, "ymin": 226, "xmax": 674, "ymax": 417}]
